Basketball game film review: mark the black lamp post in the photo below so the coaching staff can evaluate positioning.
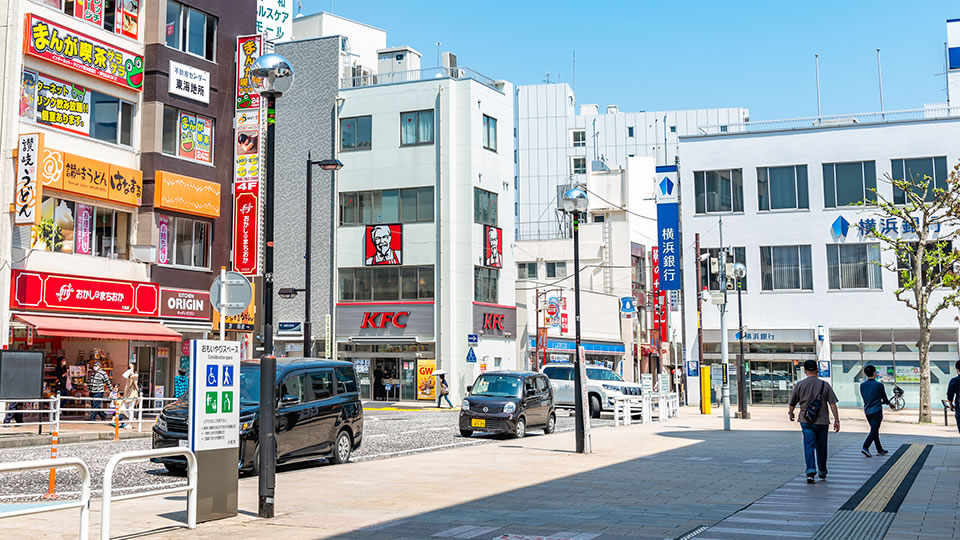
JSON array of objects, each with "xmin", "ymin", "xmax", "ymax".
[
  {"xmin": 250, "ymin": 52, "xmax": 294, "ymax": 520},
  {"xmin": 561, "ymin": 186, "xmax": 589, "ymax": 454},
  {"xmin": 734, "ymin": 262, "xmax": 749, "ymax": 420}
]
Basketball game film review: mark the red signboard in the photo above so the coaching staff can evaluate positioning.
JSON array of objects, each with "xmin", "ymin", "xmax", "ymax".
[
  {"xmin": 233, "ymin": 181, "xmax": 259, "ymax": 275},
  {"xmin": 360, "ymin": 312, "xmax": 410, "ymax": 329},
  {"xmin": 560, "ymin": 312, "xmax": 568, "ymax": 334},
  {"xmin": 159, "ymin": 288, "xmax": 210, "ymax": 320},
  {"xmin": 11, "ymin": 270, "xmax": 159, "ymax": 317}
]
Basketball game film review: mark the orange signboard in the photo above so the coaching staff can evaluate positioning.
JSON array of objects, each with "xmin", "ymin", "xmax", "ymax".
[
  {"xmin": 62, "ymin": 153, "xmax": 109, "ymax": 199},
  {"xmin": 108, "ymin": 164, "xmax": 142, "ymax": 205},
  {"xmin": 155, "ymin": 171, "xmax": 221, "ymax": 218},
  {"xmin": 36, "ymin": 147, "xmax": 141, "ymax": 206}
]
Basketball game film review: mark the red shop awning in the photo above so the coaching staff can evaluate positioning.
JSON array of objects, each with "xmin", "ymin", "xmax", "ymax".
[{"xmin": 15, "ymin": 314, "xmax": 182, "ymax": 342}]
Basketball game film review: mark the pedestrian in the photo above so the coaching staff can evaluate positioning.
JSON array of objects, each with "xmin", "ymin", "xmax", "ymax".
[
  {"xmin": 948, "ymin": 359, "xmax": 960, "ymax": 435},
  {"xmin": 787, "ymin": 359, "xmax": 840, "ymax": 483},
  {"xmin": 2, "ymin": 401, "xmax": 24, "ymax": 425},
  {"xmin": 87, "ymin": 361, "xmax": 111, "ymax": 422},
  {"xmin": 121, "ymin": 363, "xmax": 139, "ymax": 429},
  {"xmin": 53, "ymin": 355, "xmax": 69, "ymax": 396},
  {"xmin": 373, "ymin": 365, "xmax": 384, "ymax": 401},
  {"xmin": 860, "ymin": 365, "xmax": 893, "ymax": 457},
  {"xmin": 174, "ymin": 368, "xmax": 189, "ymax": 398},
  {"xmin": 437, "ymin": 374, "xmax": 453, "ymax": 408}
]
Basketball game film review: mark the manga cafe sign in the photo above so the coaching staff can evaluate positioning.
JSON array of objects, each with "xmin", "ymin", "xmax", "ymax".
[
  {"xmin": 11, "ymin": 270, "xmax": 160, "ymax": 317},
  {"xmin": 24, "ymin": 14, "xmax": 144, "ymax": 92}
]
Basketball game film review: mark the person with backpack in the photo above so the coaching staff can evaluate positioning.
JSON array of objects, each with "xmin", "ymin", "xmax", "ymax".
[{"xmin": 787, "ymin": 360, "xmax": 840, "ymax": 484}]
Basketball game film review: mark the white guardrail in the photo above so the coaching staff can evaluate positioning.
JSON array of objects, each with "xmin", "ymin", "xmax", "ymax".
[
  {"xmin": 100, "ymin": 448, "xmax": 197, "ymax": 540},
  {"xmin": 0, "ymin": 457, "xmax": 91, "ymax": 540},
  {"xmin": 613, "ymin": 392, "xmax": 679, "ymax": 426},
  {"xmin": 1, "ymin": 395, "xmax": 178, "ymax": 433}
]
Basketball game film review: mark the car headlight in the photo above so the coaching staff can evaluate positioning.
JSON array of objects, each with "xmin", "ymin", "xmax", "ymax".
[
  {"xmin": 503, "ymin": 402, "xmax": 516, "ymax": 414},
  {"xmin": 156, "ymin": 417, "xmax": 167, "ymax": 432},
  {"xmin": 602, "ymin": 384, "xmax": 622, "ymax": 392},
  {"xmin": 461, "ymin": 400, "xmax": 470, "ymax": 411}
]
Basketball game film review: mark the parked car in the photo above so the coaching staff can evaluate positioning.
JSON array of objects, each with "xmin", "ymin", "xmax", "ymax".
[
  {"xmin": 152, "ymin": 358, "xmax": 363, "ymax": 475},
  {"xmin": 542, "ymin": 363, "xmax": 643, "ymax": 418},
  {"xmin": 459, "ymin": 371, "xmax": 555, "ymax": 439}
]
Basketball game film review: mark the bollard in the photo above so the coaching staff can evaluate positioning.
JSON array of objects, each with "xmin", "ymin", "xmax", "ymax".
[
  {"xmin": 42, "ymin": 430, "xmax": 59, "ymax": 500},
  {"xmin": 699, "ymin": 366, "xmax": 711, "ymax": 415},
  {"xmin": 113, "ymin": 409, "xmax": 119, "ymax": 441}
]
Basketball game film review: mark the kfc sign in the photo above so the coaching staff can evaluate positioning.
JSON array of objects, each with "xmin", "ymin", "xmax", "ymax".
[
  {"xmin": 360, "ymin": 312, "xmax": 410, "ymax": 329},
  {"xmin": 11, "ymin": 270, "xmax": 159, "ymax": 317},
  {"xmin": 472, "ymin": 303, "xmax": 516, "ymax": 337},
  {"xmin": 364, "ymin": 224, "xmax": 402, "ymax": 265},
  {"xmin": 482, "ymin": 313, "xmax": 505, "ymax": 331},
  {"xmin": 160, "ymin": 288, "xmax": 211, "ymax": 320}
]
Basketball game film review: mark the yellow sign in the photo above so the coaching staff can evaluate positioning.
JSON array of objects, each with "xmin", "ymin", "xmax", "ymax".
[
  {"xmin": 416, "ymin": 359, "xmax": 436, "ymax": 400},
  {"xmin": 213, "ymin": 281, "xmax": 255, "ymax": 332},
  {"xmin": 108, "ymin": 164, "xmax": 143, "ymax": 206},
  {"xmin": 37, "ymin": 148, "xmax": 142, "ymax": 206},
  {"xmin": 62, "ymin": 153, "xmax": 109, "ymax": 199},
  {"xmin": 155, "ymin": 170, "xmax": 221, "ymax": 218}
]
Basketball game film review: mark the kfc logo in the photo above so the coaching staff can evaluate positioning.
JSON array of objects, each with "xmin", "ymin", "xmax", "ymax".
[
  {"xmin": 482, "ymin": 313, "xmax": 505, "ymax": 331},
  {"xmin": 364, "ymin": 224, "xmax": 402, "ymax": 265},
  {"xmin": 483, "ymin": 225, "xmax": 502, "ymax": 268},
  {"xmin": 360, "ymin": 311, "xmax": 410, "ymax": 329}
]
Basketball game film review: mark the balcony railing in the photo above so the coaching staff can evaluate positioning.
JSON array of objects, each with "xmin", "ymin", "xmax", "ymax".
[
  {"xmin": 341, "ymin": 66, "xmax": 500, "ymax": 91},
  {"xmin": 516, "ymin": 220, "xmax": 572, "ymax": 241},
  {"xmin": 696, "ymin": 105, "xmax": 960, "ymax": 135}
]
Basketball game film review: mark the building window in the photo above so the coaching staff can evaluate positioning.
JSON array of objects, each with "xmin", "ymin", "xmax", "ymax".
[
  {"xmin": 896, "ymin": 242, "xmax": 953, "ymax": 289},
  {"xmin": 482, "ymin": 114, "xmax": 497, "ymax": 151},
  {"xmin": 823, "ymin": 161, "xmax": 877, "ymax": 207},
  {"xmin": 826, "ymin": 243, "xmax": 882, "ymax": 290},
  {"xmin": 892, "ymin": 157, "xmax": 948, "ymax": 204},
  {"xmin": 699, "ymin": 247, "xmax": 747, "ymax": 291},
  {"xmin": 171, "ymin": 216, "xmax": 210, "ymax": 268},
  {"xmin": 694, "ymin": 169, "xmax": 743, "ymax": 214},
  {"xmin": 517, "ymin": 262, "xmax": 537, "ymax": 279},
  {"xmin": 572, "ymin": 130, "xmax": 586, "ymax": 147},
  {"xmin": 339, "ymin": 187, "xmax": 433, "ymax": 225},
  {"xmin": 593, "ymin": 214, "xmax": 605, "ymax": 223},
  {"xmin": 339, "ymin": 266, "xmax": 434, "ymax": 301},
  {"xmin": 627, "ymin": 126, "xmax": 634, "ymax": 137},
  {"xmin": 35, "ymin": 196, "xmax": 129, "ymax": 259},
  {"xmin": 760, "ymin": 245, "xmax": 813, "ymax": 291},
  {"xmin": 669, "ymin": 125, "xmax": 677, "ymax": 133},
  {"xmin": 161, "ymin": 106, "xmax": 214, "ymax": 164},
  {"xmin": 474, "ymin": 188, "xmax": 498, "ymax": 226},
  {"xmin": 341, "ymin": 115, "xmax": 372, "ymax": 151},
  {"xmin": 400, "ymin": 110, "xmax": 434, "ymax": 146},
  {"xmin": 546, "ymin": 262, "xmax": 567, "ymax": 278},
  {"xmin": 758, "ymin": 165, "xmax": 808, "ymax": 211},
  {"xmin": 474, "ymin": 266, "xmax": 499, "ymax": 303},
  {"xmin": 165, "ymin": 1, "xmax": 216, "ymax": 61},
  {"xmin": 572, "ymin": 157, "xmax": 586, "ymax": 175}
]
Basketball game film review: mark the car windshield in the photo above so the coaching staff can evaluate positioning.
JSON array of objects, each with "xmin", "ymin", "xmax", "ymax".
[
  {"xmin": 239, "ymin": 365, "xmax": 261, "ymax": 404},
  {"xmin": 586, "ymin": 367, "xmax": 623, "ymax": 382},
  {"xmin": 470, "ymin": 374, "xmax": 522, "ymax": 398}
]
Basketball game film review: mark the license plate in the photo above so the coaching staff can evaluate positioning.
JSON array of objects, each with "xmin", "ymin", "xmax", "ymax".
[{"xmin": 471, "ymin": 418, "xmax": 485, "ymax": 428}]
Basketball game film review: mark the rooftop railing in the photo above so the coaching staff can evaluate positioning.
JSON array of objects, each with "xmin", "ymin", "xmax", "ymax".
[
  {"xmin": 341, "ymin": 66, "xmax": 501, "ymax": 91},
  {"xmin": 696, "ymin": 105, "xmax": 960, "ymax": 136}
]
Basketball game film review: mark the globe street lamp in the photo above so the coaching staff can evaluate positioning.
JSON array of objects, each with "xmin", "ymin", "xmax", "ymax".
[
  {"xmin": 561, "ymin": 186, "xmax": 589, "ymax": 454},
  {"xmin": 734, "ymin": 262, "xmax": 749, "ymax": 420},
  {"xmin": 250, "ymin": 52, "xmax": 294, "ymax": 520}
]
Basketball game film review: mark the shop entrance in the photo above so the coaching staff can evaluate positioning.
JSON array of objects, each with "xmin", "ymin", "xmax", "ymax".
[{"xmin": 749, "ymin": 360, "xmax": 797, "ymax": 404}]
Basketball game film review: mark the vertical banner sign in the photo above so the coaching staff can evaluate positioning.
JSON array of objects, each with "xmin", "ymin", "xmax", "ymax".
[
  {"xmin": 651, "ymin": 246, "xmax": 660, "ymax": 348},
  {"xmin": 157, "ymin": 215, "xmax": 170, "ymax": 264},
  {"xmin": 189, "ymin": 340, "xmax": 241, "ymax": 452},
  {"xmin": 233, "ymin": 182, "xmax": 260, "ymax": 275},
  {"xmin": 236, "ymin": 35, "xmax": 262, "ymax": 110},
  {"xmin": 75, "ymin": 204, "xmax": 93, "ymax": 255},
  {"xmin": 416, "ymin": 359, "xmax": 436, "ymax": 400},
  {"xmin": 15, "ymin": 134, "xmax": 42, "ymax": 225},
  {"xmin": 656, "ymin": 165, "xmax": 680, "ymax": 291}
]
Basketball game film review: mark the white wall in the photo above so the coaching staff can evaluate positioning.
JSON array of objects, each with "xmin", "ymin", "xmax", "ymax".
[{"xmin": 292, "ymin": 12, "xmax": 386, "ymax": 75}]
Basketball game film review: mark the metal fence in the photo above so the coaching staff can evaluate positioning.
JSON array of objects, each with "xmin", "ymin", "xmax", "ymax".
[
  {"xmin": 1, "ymin": 395, "xmax": 178, "ymax": 434},
  {"xmin": 697, "ymin": 105, "xmax": 960, "ymax": 135},
  {"xmin": 0, "ymin": 457, "xmax": 91, "ymax": 539},
  {"xmin": 341, "ymin": 66, "xmax": 500, "ymax": 91}
]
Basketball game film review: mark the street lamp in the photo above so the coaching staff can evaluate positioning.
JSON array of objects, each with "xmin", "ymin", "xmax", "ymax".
[
  {"xmin": 250, "ymin": 52, "xmax": 294, "ymax": 520},
  {"xmin": 304, "ymin": 154, "xmax": 343, "ymax": 360},
  {"xmin": 733, "ymin": 263, "xmax": 749, "ymax": 420},
  {"xmin": 561, "ymin": 186, "xmax": 589, "ymax": 454}
]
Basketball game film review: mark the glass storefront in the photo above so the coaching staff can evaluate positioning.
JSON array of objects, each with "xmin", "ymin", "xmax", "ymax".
[
  {"xmin": 337, "ymin": 342, "xmax": 435, "ymax": 401},
  {"xmin": 704, "ymin": 334, "xmax": 815, "ymax": 406}
]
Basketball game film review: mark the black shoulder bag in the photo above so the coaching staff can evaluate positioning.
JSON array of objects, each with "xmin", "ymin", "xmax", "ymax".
[{"xmin": 804, "ymin": 380, "xmax": 826, "ymax": 423}]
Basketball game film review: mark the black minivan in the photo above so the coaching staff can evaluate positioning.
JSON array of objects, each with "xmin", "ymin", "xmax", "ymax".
[
  {"xmin": 153, "ymin": 358, "xmax": 363, "ymax": 474},
  {"xmin": 458, "ymin": 371, "xmax": 555, "ymax": 439}
]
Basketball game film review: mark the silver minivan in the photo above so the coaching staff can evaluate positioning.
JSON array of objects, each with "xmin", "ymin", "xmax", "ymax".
[{"xmin": 541, "ymin": 363, "xmax": 644, "ymax": 418}]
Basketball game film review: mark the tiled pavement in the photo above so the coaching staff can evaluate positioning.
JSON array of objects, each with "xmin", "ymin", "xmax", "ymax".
[{"xmin": 885, "ymin": 443, "xmax": 960, "ymax": 540}]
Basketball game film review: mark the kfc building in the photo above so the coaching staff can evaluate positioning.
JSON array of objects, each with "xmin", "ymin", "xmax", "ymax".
[{"xmin": 318, "ymin": 46, "xmax": 516, "ymax": 402}]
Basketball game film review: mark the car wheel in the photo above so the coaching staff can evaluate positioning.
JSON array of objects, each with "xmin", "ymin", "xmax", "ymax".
[
  {"xmin": 589, "ymin": 395, "xmax": 601, "ymax": 419},
  {"xmin": 163, "ymin": 463, "xmax": 186, "ymax": 476},
  {"xmin": 513, "ymin": 417, "xmax": 526, "ymax": 439},
  {"xmin": 544, "ymin": 413, "xmax": 556, "ymax": 434},
  {"xmin": 243, "ymin": 443, "xmax": 260, "ymax": 477},
  {"xmin": 329, "ymin": 430, "xmax": 353, "ymax": 465},
  {"xmin": 459, "ymin": 428, "xmax": 473, "ymax": 438}
]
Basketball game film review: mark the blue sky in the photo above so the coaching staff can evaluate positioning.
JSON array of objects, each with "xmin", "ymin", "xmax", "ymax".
[{"xmin": 302, "ymin": 1, "xmax": 957, "ymax": 121}]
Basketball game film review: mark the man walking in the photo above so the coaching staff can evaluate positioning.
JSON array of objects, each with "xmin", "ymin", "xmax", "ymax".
[
  {"xmin": 788, "ymin": 360, "xmax": 840, "ymax": 483},
  {"xmin": 860, "ymin": 365, "xmax": 893, "ymax": 457},
  {"xmin": 948, "ymin": 359, "xmax": 960, "ymax": 435},
  {"xmin": 87, "ymin": 361, "xmax": 111, "ymax": 422}
]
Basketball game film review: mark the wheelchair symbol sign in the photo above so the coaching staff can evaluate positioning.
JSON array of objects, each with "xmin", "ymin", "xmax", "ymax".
[
  {"xmin": 222, "ymin": 365, "xmax": 234, "ymax": 386},
  {"xmin": 206, "ymin": 365, "xmax": 218, "ymax": 387}
]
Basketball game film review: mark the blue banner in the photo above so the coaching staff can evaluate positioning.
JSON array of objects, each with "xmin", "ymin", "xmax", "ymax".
[{"xmin": 656, "ymin": 165, "xmax": 680, "ymax": 291}]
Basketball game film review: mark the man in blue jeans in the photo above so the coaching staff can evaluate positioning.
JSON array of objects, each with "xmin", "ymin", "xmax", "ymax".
[
  {"xmin": 788, "ymin": 360, "xmax": 840, "ymax": 483},
  {"xmin": 948, "ymin": 359, "xmax": 960, "ymax": 435},
  {"xmin": 860, "ymin": 365, "xmax": 894, "ymax": 457}
]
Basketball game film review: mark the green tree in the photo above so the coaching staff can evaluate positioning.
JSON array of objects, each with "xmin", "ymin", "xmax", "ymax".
[{"xmin": 860, "ymin": 161, "xmax": 960, "ymax": 423}]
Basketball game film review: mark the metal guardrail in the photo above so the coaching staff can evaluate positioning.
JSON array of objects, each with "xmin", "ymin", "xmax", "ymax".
[
  {"xmin": 0, "ymin": 397, "xmax": 57, "ymax": 429},
  {"xmin": 696, "ymin": 106, "xmax": 960, "ymax": 135},
  {"xmin": 341, "ymin": 66, "xmax": 500, "ymax": 91},
  {"xmin": 0, "ymin": 457, "xmax": 91, "ymax": 540},
  {"xmin": 613, "ymin": 392, "xmax": 680, "ymax": 426},
  {"xmin": 2, "ymin": 396, "xmax": 177, "ymax": 433},
  {"xmin": 100, "ymin": 448, "xmax": 197, "ymax": 540}
]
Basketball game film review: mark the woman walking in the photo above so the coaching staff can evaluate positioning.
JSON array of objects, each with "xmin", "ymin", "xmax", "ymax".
[
  {"xmin": 53, "ymin": 355, "xmax": 69, "ymax": 396},
  {"xmin": 121, "ymin": 363, "xmax": 139, "ymax": 429},
  {"xmin": 436, "ymin": 373, "xmax": 454, "ymax": 408}
]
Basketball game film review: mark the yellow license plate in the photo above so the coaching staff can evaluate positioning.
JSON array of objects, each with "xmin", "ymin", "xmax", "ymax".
[{"xmin": 471, "ymin": 418, "xmax": 486, "ymax": 428}]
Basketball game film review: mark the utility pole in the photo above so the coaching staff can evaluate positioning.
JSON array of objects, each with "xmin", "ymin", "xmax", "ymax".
[
  {"xmin": 719, "ymin": 218, "xmax": 731, "ymax": 431},
  {"xmin": 695, "ymin": 233, "xmax": 704, "ymax": 409}
]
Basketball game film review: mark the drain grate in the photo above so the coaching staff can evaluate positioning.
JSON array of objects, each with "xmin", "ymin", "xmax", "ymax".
[{"xmin": 674, "ymin": 525, "xmax": 709, "ymax": 540}]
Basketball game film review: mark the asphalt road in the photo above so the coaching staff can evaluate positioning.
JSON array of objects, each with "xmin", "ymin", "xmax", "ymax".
[{"xmin": 0, "ymin": 406, "xmax": 613, "ymax": 503}]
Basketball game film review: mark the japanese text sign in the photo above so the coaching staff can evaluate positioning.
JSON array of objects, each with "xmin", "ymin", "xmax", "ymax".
[
  {"xmin": 24, "ymin": 14, "xmax": 143, "ymax": 92},
  {"xmin": 656, "ymin": 165, "xmax": 680, "ymax": 291},
  {"xmin": 37, "ymin": 147, "xmax": 141, "ymax": 206},
  {"xmin": 22, "ymin": 71, "xmax": 91, "ymax": 137},
  {"xmin": 11, "ymin": 269, "xmax": 160, "ymax": 317},
  {"xmin": 256, "ymin": 0, "xmax": 293, "ymax": 42},
  {"xmin": 236, "ymin": 35, "xmax": 262, "ymax": 110},
  {"xmin": 168, "ymin": 60, "xmax": 210, "ymax": 104},
  {"xmin": 15, "ymin": 134, "xmax": 43, "ymax": 225},
  {"xmin": 189, "ymin": 340, "xmax": 241, "ymax": 452},
  {"xmin": 232, "ymin": 182, "xmax": 259, "ymax": 275}
]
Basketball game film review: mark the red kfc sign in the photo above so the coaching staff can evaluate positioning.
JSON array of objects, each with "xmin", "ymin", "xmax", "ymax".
[
  {"xmin": 360, "ymin": 312, "xmax": 410, "ymax": 329},
  {"xmin": 482, "ymin": 313, "xmax": 505, "ymax": 331},
  {"xmin": 233, "ymin": 181, "xmax": 259, "ymax": 275},
  {"xmin": 364, "ymin": 224, "xmax": 402, "ymax": 265},
  {"xmin": 11, "ymin": 270, "xmax": 159, "ymax": 317}
]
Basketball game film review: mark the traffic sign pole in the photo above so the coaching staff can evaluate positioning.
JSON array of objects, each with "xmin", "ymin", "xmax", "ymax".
[{"xmin": 220, "ymin": 267, "xmax": 227, "ymax": 342}]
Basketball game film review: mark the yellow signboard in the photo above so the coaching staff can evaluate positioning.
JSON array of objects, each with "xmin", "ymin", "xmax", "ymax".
[
  {"xmin": 155, "ymin": 170, "xmax": 221, "ymax": 218},
  {"xmin": 416, "ymin": 359, "xmax": 436, "ymax": 400},
  {"xmin": 213, "ymin": 281, "xmax": 255, "ymax": 332},
  {"xmin": 38, "ymin": 147, "xmax": 142, "ymax": 206}
]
